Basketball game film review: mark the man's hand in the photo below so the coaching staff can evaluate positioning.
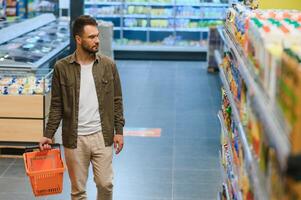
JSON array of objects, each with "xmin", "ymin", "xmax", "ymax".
[
  {"xmin": 113, "ymin": 134, "xmax": 124, "ymax": 155},
  {"xmin": 39, "ymin": 137, "xmax": 53, "ymax": 151}
]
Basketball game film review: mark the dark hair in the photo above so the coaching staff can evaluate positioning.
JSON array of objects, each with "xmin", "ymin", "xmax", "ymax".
[{"xmin": 72, "ymin": 15, "xmax": 98, "ymax": 38}]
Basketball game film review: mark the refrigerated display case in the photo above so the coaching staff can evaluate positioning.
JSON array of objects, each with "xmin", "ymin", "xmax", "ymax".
[
  {"xmin": 0, "ymin": 68, "xmax": 52, "ymax": 142},
  {"xmin": 0, "ymin": 14, "xmax": 69, "ymax": 143},
  {"xmin": 0, "ymin": 14, "xmax": 69, "ymax": 70},
  {"xmin": 84, "ymin": 0, "xmax": 229, "ymax": 52}
]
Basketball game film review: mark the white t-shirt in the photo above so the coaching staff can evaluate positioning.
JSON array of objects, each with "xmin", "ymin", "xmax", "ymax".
[{"xmin": 77, "ymin": 62, "xmax": 102, "ymax": 135}]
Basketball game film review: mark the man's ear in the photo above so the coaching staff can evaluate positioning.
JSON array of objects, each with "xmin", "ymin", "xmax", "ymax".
[{"xmin": 75, "ymin": 35, "xmax": 81, "ymax": 45}]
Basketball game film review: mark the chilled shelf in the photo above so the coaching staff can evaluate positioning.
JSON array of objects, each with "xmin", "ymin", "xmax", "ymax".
[{"xmin": 222, "ymin": 28, "xmax": 291, "ymax": 169}]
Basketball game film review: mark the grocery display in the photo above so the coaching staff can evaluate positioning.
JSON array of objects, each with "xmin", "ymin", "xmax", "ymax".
[
  {"xmin": 84, "ymin": 0, "xmax": 229, "ymax": 51},
  {"xmin": 0, "ymin": 14, "xmax": 69, "ymax": 143},
  {"xmin": 216, "ymin": 3, "xmax": 301, "ymax": 199},
  {"xmin": 0, "ymin": 72, "xmax": 51, "ymax": 95},
  {"xmin": 0, "ymin": 16, "xmax": 69, "ymax": 70}
]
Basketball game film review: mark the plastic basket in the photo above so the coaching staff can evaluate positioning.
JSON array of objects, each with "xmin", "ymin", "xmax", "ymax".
[{"xmin": 23, "ymin": 148, "xmax": 65, "ymax": 197}]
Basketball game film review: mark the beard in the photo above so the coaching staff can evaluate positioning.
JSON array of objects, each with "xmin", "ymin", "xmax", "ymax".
[{"xmin": 81, "ymin": 42, "xmax": 99, "ymax": 54}]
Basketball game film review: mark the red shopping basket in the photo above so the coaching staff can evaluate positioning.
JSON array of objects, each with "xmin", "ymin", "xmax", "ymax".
[{"xmin": 23, "ymin": 144, "xmax": 65, "ymax": 197}]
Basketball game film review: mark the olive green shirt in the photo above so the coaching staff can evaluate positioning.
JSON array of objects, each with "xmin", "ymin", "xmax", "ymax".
[{"xmin": 45, "ymin": 52, "xmax": 125, "ymax": 148}]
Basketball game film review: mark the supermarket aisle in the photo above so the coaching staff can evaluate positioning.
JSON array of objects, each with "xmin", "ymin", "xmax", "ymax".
[
  {"xmin": 113, "ymin": 60, "xmax": 222, "ymax": 200},
  {"xmin": 0, "ymin": 60, "xmax": 222, "ymax": 200}
]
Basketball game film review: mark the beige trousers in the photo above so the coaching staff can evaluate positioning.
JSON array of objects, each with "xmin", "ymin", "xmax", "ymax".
[{"xmin": 64, "ymin": 132, "xmax": 113, "ymax": 200}]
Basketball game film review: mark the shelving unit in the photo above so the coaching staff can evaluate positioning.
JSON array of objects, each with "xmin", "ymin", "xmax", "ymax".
[
  {"xmin": 216, "ymin": 50, "xmax": 268, "ymax": 200},
  {"xmin": 84, "ymin": 0, "xmax": 228, "ymax": 52},
  {"xmin": 0, "ymin": 14, "xmax": 69, "ymax": 144},
  {"xmin": 218, "ymin": 111, "xmax": 242, "ymax": 200},
  {"xmin": 221, "ymin": 28, "xmax": 290, "ymax": 169}
]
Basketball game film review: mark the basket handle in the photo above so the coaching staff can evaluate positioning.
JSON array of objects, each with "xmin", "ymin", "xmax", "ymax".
[{"xmin": 25, "ymin": 143, "xmax": 61, "ymax": 152}]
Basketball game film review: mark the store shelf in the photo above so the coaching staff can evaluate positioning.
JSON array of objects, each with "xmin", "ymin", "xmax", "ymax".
[
  {"xmin": 96, "ymin": 15, "xmax": 121, "ymax": 18},
  {"xmin": 84, "ymin": 0, "xmax": 229, "ymax": 53},
  {"xmin": 149, "ymin": 27, "xmax": 174, "ymax": 31},
  {"xmin": 150, "ymin": 15, "xmax": 172, "ymax": 19},
  {"xmin": 176, "ymin": 27, "xmax": 209, "ymax": 32},
  {"xmin": 175, "ymin": 16, "xmax": 225, "ymax": 20},
  {"xmin": 124, "ymin": 14, "xmax": 148, "ymax": 18},
  {"xmin": 218, "ymin": 111, "xmax": 242, "ymax": 200},
  {"xmin": 113, "ymin": 27, "xmax": 121, "ymax": 30},
  {"xmin": 122, "ymin": 27, "xmax": 174, "ymax": 31},
  {"xmin": 85, "ymin": 1, "xmax": 122, "ymax": 6},
  {"xmin": 176, "ymin": 3, "xmax": 229, "ymax": 7},
  {"xmin": 216, "ymin": 49, "xmax": 269, "ymax": 200},
  {"xmin": 124, "ymin": 2, "xmax": 149, "ymax": 6},
  {"xmin": 219, "ymin": 150, "xmax": 231, "ymax": 200},
  {"xmin": 113, "ymin": 44, "xmax": 207, "ymax": 52},
  {"xmin": 175, "ymin": 16, "xmax": 201, "ymax": 19},
  {"xmin": 222, "ymin": 28, "xmax": 291, "ymax": 169},
  {"xmin": 149, "ymin": 2, "xmax": 173, "ymax": 6},
  {"xmin": 123, "ymin": 27, "xmax": 147, "ymax": 31}
]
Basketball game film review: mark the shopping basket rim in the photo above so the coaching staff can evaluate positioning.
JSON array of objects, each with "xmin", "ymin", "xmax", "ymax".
[{"xmin": 23, "ymin": 150, "xmax": 65, "ymax": 176}]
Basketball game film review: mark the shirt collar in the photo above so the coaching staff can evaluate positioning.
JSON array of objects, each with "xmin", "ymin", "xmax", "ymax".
[{"xmin": 69, "ymin": 52, "xmax": 101, "ymax": 64}]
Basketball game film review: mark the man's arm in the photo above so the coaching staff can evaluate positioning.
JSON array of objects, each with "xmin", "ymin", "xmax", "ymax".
[
  {"xmin": 40, "ymin": 63, "xmax": 63, "ymax": 150},
  {"xmin": 112, "ymin": 63, "xmax": 125, "ymax": 154},
  {"xmin": 113, "ymin": 63, "xmax": 125, "ymax": 135}
]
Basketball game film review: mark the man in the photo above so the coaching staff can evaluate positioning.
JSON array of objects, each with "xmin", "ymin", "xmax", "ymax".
[{"xmin": 39, "ymin": 15, "xmax": 125, "ymax": 200}]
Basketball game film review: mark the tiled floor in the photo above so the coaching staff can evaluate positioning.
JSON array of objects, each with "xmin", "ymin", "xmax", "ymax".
[{"xmin": 0, "ymin": 60, "xmax": 222, "ymax": 200}]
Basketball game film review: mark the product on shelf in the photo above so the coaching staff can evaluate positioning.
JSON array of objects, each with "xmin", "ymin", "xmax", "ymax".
[
  {"xmin": 0, "ymin": 75, "xmax": 50, "ymax": 95},
  {"xmin": 226, "ymin": 6, "xmax": 301, "ymax": 101},
  {"xmin": 219, "ymin": 50, "xmax": 292, "ymax": 199},
  {"xmin": 85, "ymin": 5, "xmax": 121, "ymax": 17},
  {"xmin": 124, "ymin": 18, "xmax": 147, "ymax": 27},
  {"xmin": 150, "ymin": 19, "xmax": 173, "ymax": 28},
  {"xmin": 220, "ymin": 88, "xmax": 253, "ymax": 200},
  {"xmin": 278, "ymin": 48, "xmax": 301, "ymax": 155},
  {"xmin": 126, "ymin": 5, "xmax": 149, "ymax": 15},
  {"xmin": 150, "ymin": 7, "xmax": 173, "ymax": 16},
  {"xmin": 175, "ymin": 6, "xmax": 199, "ymax": 17},
  {"xmin": 222, "ymin": 4, "xmax": 301, "ymax": 199}
]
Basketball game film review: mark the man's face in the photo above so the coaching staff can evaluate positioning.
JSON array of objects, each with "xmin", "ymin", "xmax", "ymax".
[{"xmin": 77, "ymin": 25, "xmax": 100, "ymax": 54}]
